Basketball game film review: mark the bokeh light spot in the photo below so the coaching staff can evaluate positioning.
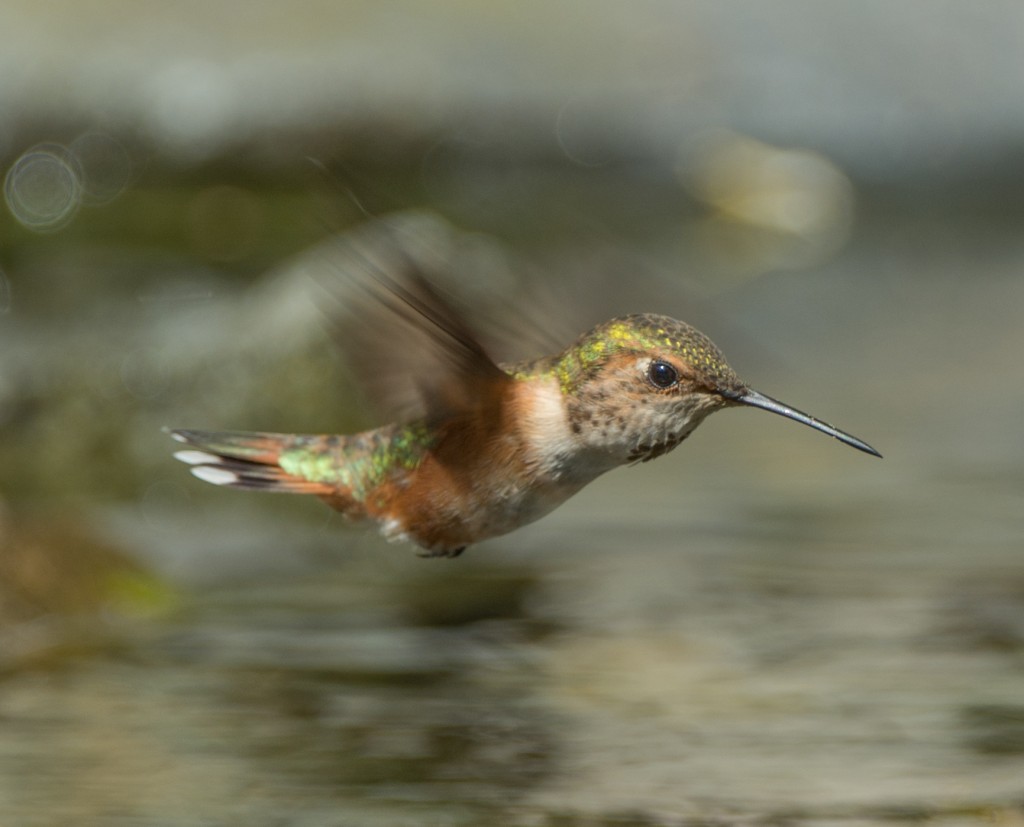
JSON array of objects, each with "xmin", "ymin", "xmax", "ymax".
[
  {"xmin": 120, "ymin": 349, "xmax": 172, "ymax": 401},
  {"xmin": 679, "ymin": 131, "xmax": 855, "ymax": 279},
  {"xmin": 69, "ymin": 131, "xmax": 133, "ymax": 206},
  {"xmin": 3, "ymin": 145, "xmax": 83, "ymax": 232}
]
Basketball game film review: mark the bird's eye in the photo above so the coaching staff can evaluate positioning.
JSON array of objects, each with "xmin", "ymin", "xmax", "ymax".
[{"xmin": 647, "ymin": 360, "xmax": 679, "ymax": 389}]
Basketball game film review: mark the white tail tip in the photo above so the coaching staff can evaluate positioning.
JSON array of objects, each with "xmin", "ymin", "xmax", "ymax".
[
  {"xmin": 174, "ymin": 449, "xmax": 222, "ymax": 466},
  {"xmin": 190, "ymin": 465, "xmax": 240, "ymax": 486}
]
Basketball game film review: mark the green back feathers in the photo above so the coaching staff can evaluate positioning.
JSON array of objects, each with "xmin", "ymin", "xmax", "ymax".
[{"xmin": 277, "ymin": 423, "xmax": 434, "ymax": 501}]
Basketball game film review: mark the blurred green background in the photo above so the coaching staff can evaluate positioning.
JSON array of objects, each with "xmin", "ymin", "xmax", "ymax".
[{"xmin": 2, "ymin": 2, "xmax": 1024, "ymax": 825}]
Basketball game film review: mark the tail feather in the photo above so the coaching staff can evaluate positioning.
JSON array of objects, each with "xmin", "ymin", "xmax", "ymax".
[{"xmin": 169, "ymin": 428, "xmax": 336, "ymax": 495}]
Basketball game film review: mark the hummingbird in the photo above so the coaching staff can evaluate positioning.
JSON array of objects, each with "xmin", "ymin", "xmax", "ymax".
[{"xmin": 170, "ymin": 236, "xmax": 880, "ymax": 558}]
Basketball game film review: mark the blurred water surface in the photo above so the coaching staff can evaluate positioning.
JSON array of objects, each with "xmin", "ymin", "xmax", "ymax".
[{"xmin": 1, "ymin": 3, "xmax": 1024, "ymax": 825}]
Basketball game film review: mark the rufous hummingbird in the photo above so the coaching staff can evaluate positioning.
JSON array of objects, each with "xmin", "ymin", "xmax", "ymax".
[{"xmin": 171, "ymin": 231, "xmax": 880, "ymax": 558}]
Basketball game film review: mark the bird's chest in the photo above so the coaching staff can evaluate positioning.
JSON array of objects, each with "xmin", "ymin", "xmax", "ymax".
[
  {"xmin": 387, "ymin": 378, "xmax": 593, "ymax": 548},
  {"xmin": 465, "ymin": 462, "xmax": 591, "ymax": 534}
]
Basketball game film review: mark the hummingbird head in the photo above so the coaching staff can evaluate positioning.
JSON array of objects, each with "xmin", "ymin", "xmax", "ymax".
[
  {"xmin": 556, "ymin": 313, "xmax": 880, "ymax": 465},
  {"xmin": 556, "ymin": 314, "xmax": 744, "ymax": 464}
]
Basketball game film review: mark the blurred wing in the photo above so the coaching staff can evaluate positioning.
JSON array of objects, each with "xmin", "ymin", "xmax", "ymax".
[{"xmin": 314, "ymin": 214, "xmax": 512, "ymax": 424}]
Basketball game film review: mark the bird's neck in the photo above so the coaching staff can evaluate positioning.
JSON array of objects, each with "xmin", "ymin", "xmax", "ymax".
[{"xmin": 508, "ymin": 373, "xmax": 622, "ymax": 484}]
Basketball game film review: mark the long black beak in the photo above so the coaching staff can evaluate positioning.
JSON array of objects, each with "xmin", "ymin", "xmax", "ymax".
[{"xmin": 726, "ymin": 388, "xmax": 882, "ymax": 458}]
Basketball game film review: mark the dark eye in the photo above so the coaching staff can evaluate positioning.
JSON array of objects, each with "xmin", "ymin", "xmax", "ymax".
[{"xmin": 647, "ymin": 360, "xmax": 679, "ymax": 389}]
